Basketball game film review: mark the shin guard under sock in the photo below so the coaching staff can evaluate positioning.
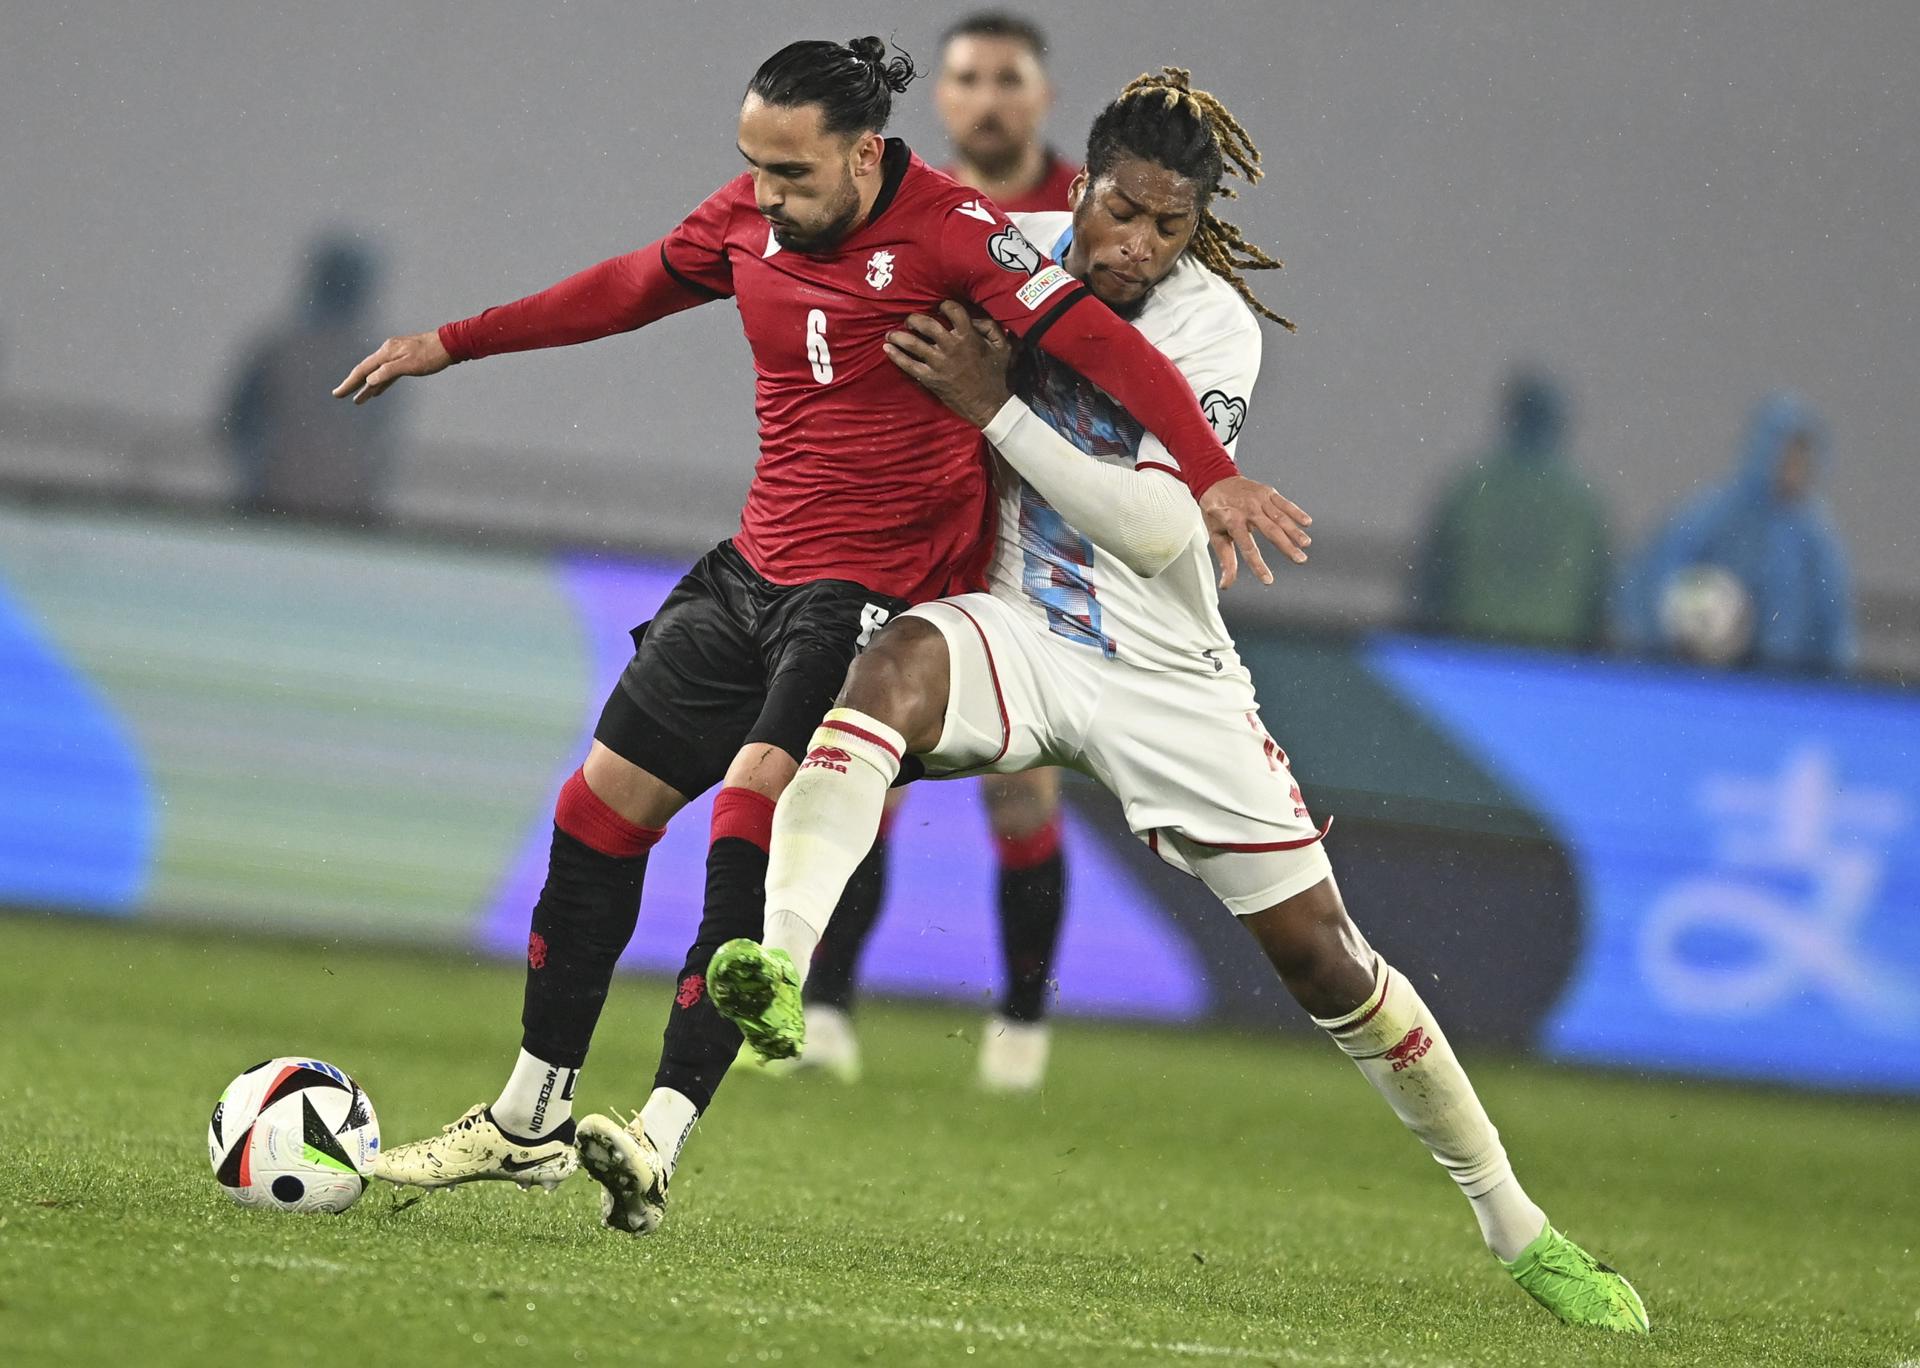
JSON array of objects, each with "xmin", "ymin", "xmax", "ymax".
[
  {"xmin": 651, "ymin": 787, "xmax": 775, "ymax": 1112},
  {"xmin": 994, "ymin": 819, "xmax": 1065, "ymax": 1023},
  {"xmin": 1314, "ymin": 958, "xmax": 1548, "ymax": 1260}
]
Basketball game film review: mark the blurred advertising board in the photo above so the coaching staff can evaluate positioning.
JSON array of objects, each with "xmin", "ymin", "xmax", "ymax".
[{"xmin": 4, "ymin": 506, "xmax": 1915, "ymax": 1090}]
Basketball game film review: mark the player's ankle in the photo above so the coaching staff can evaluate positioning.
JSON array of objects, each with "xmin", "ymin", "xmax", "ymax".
[
  {"xmin": 763, "ymin": 907, "xmax": 822, "ymax": 979},
  {"xmin": 490, "ymin": 1048, "xmax": 581, "ymax": 1141}
]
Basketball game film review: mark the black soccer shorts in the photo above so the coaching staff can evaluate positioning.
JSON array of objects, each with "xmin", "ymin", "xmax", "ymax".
[{"xmin": 592, "ymin": 540, "xmax": 907, "ymax": 799}]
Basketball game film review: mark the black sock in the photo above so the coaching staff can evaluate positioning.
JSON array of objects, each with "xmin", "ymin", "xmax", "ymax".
[
  {"xmin": 520, "ymin": 827, "xmax": 649, "ymax": 1068},
  {"xmin": 803, "ymin": 837, "xmax": 891, "ymax": 1012},
  {"xmin": 652, "ymin": 836, "xmax": 768, "ymax": 1112},
  {"xmin": 998, "ymin": 847, "xmax": 1066, "ymax": 1023}
]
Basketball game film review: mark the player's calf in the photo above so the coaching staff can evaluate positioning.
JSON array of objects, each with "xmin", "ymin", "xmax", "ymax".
[{"xmin": 1238, "ymin": 877, "xmax": 1375, "ymax": 1020}]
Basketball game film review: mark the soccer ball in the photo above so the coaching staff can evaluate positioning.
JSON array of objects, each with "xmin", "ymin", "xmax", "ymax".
[
  {"xmin": 207, "ymin": 1057, "xmax": 380, "ymax": 1213},
  {"xmin": 1658, "ymin": 564, "xmax": 1753, "ymax": 666}
]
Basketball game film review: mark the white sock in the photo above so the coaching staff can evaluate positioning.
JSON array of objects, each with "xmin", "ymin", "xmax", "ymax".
[
  {"xmin": 1314, "ymin": 958, "xmax": 1549, "ymax": 1262},
  {"xmin": 490, "ymin": 1048, "xmax": 579, "ymax": 1141},
  {"xmin": 639, "ymin": 1086, "xmax": 699, "ymax": 1178},
  {"xmin": 764, "ymin": 908, "xmax": 824, "ymax": 986},
  {"xmin": 762, "ymin": 707, "xmax": 904, "ymax": 977}
]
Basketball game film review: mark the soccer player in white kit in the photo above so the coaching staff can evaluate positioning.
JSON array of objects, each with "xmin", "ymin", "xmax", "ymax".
[{"xmin": 711, "ymin": 69, "xmax": 1649, "ymax": 1334}]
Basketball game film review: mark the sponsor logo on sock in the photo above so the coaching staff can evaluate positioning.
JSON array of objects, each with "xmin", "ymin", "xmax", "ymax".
[
  {"xmin": 676, "ymin": 973, "xmax": 705, "ymax": 1009},
  {"xmin": 529, "ymin": 1065, "xmax": 568, "ymax": 1136},
  {"xmin": 802, "ymin": 745, "xmax": 852, "ymax": 774},
  {"xmin": 1384, "ymin": 1026, "xmax": 1433, "ymax": 1072},
  {"xmin": 528, "ymin": 931, "xmax": 548, "ymax": 970}
]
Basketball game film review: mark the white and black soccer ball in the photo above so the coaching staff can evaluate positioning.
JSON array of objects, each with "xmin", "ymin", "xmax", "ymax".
[
  {"xmin": 1659, "ymin": 564, "xmax": 1753, "ymax": 666},
  {"xmin": 207, "ymin": 1057, "xmax": 379, "ymax": 1213}
]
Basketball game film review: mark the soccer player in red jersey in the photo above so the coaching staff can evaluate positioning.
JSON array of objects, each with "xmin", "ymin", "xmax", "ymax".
[
  {"xmin": 794, "ymin": 13, "xmax": 1086, "ymax": 1093},
  {"xmin": 936, "ymin": 11, "xmax": 1080, "ymax": 215},
  {"xmin": 335, "ymin": 36, "xmax": 1309, "ymax": 1232}
]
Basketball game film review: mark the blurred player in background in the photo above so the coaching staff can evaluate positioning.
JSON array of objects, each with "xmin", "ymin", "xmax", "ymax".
[
  {"xmin": 1615, "ymin": 391, "xmax": 1853, "ymax": 673},
  {"xmin": 795, "ymin": 12, "xmax": 1084, "ymax": 1093},
  {"xmin": 226, "ymin": 233, "xmax": 399, "ymax": 525},
  {"xmin": 711, "ymin": 69, "xmax": 1650, "ymax": 1334},
  {"xmin": 936, "ymin": 11, "xmax": 1079, "ymax": 213},
  {"xmin": 334, "ymin": 35, "xmax": 1310, "ymax": 1237}
]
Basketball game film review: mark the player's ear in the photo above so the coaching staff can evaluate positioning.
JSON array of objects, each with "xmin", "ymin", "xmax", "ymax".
[
  {"xmin": 850, "ymin": 130, "xmax": 885, "ymax": 178},
  {"xmin": 1067, "ymin": 172, "xmax": 1087, "ymax": 212}
]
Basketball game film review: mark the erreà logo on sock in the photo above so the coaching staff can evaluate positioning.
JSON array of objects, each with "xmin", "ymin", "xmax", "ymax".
[
  {"xmin": 1385, "ymin": 1027, "xmax": 1433, "ymax": 1072},
  {"xmin": 802, "ymin": 746, "xmax": 852, "ymax": 774}
]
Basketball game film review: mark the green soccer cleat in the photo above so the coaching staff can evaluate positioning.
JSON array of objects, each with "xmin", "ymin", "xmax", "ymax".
[
  {"xmin": 1504, "ymin": 1224, "xmax": 1651, "ymax": 1334},
  {"xmin": 708, "ymin": 939, "xmax": 805, "ymax": 1061}
]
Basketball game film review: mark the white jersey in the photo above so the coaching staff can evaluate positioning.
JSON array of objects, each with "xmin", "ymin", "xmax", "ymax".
[{"xmin": 984, "ymin": 211, "xmax": 1263, "ymax": 676}]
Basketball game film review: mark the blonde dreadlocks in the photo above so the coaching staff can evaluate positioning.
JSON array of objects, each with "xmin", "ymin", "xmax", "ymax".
[{"xmin": 1084, "ymin": 66, "xmax": 1293, "ymax": 330}]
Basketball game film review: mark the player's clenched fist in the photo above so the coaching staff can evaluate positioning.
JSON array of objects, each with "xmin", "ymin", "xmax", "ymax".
[
  {"xmin": 1199, "ymin": 475, "xmax": 1312, "ymax": 589},
  {"xmin": 332, "ymin": 330, "xmax": 452, "ymax": 404}
]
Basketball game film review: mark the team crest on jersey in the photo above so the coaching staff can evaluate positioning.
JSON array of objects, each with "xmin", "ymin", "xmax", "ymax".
[
  {"xmin": 987, "ymin": 225, "xmax": 1043, "ymax": 275},
  {"xmin": 1201, "ymin": 389, "xmax": 1247, "ymax": 445},
  {"xmin": 865, "ymin": 250, "xmax": 895, "ymax": 290}
]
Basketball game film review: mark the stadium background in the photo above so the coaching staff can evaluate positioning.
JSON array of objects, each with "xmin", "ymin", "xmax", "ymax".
[{"xmin": 2, "ymin": 0, "xmax": 1917, "ymax": 1096}]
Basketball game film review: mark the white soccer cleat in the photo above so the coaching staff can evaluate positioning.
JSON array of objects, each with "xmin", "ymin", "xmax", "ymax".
[
  {"xmin": 575, "ymin": 1112, "xmax": 670, "ymax": 1236},
  {"xmin": 793, "ymin": 1003, "xmax": 863, "ymax": 1083},
  {"xmin": 371, "ymin": 1104, "xmax": 577, "ymax": 1191},
  {"xmin": 977, "ymin": 1016, "xmax": 1050, "ymax": 1093}
]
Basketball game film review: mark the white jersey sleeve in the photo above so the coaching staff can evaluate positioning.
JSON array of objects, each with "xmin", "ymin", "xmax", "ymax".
[{"xmin": 980, "ymin": 397, "xmax": 1196, "ymax": 577}]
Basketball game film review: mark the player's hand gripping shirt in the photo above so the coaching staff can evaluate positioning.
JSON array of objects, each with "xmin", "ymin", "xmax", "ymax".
[
  {"xmin": 984, "ymin": 212, "xmax": 1264, "ymax": 675},
  {"xmin": 439, "ymin": 142, "xmax": 1242, "ymax": 603}
]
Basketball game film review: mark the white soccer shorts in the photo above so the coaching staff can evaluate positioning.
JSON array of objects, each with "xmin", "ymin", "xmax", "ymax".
[{"xmin": 905, "ymin": 593, "xmax": 1332, "ymax": 915}]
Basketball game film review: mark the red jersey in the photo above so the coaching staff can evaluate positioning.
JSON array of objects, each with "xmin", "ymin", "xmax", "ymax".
[
  {"xmin": 441, "ymin": 140, "xmax": 1240, "ymax": 603},
  {"xmin": 944, "ymin": 149, "xmax": 1081, "ymax": 216}
]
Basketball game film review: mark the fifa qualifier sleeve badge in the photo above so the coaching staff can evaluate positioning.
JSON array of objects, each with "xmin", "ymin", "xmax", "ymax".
[
  {"xmin": 987, "ymin": 225, "xmax": 1044, "ymax": 275},
  {"xmin": 1201, "ymin": 390, "xmax": 1248, "ymax": 445}
]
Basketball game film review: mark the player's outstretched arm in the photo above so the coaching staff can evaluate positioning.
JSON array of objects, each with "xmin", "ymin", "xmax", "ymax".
[
  {"xmin": 333, "ymin": 240, "xmax": 727, "ymax": 405},
  {"xmin": 333, "ymin": 331, "xmax": 451, "ymax": 405}
]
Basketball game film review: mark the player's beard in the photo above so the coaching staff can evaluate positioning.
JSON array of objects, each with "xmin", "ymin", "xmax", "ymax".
[
  {"xmin": 770, "ymin": 176, "xmax": 864, "ymax": 254},
  {"xmin": 957, "ymin": 119, "xmax": 1025, "ymax": 180},
  {"xmin": 1085, "ymin": 269, "xmax": 1155, "ymax": 322}
]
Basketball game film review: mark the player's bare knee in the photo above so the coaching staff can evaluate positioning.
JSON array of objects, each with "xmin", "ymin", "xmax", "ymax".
[
  {"xmin": 581, "ymin": 740, "xmax": 687, "ymax": 829},
  {"xmin": 837, "ymin": 617, "xmax": 951, "ymax": 754},
  {"xmin": 982, "ymin": 769, "xmax": 1060, "ymax": 838},
  {"xmin": 721, "ymin": 742, "xmax": 798, "ymax": 799}
]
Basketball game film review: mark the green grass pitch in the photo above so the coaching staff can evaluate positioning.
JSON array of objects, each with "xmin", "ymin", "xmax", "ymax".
[{"xmin": 2, "ymin": 914, "xmax": 1915, "ymax": 1366}]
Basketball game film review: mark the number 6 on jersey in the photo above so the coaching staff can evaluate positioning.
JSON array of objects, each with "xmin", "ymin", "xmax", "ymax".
[{"xmin": 805, "ymin": 308, "xmax": 833, "ymax": 384}]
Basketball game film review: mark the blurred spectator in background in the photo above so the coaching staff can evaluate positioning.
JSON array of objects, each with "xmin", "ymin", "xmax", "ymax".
[
  {"xmin": 1616, "ymin": 392, "xmax": 1853, "ymax": 674},
  {"xmin": 224, "ymin": 234, "xmax": 398, "ymax": 525},
  {"xmin": 1410, "ymin": 368, "xmax": 1610, "ymax": 649},
  {"xmin": 935, "ymin": 11, "xmax": 1079, "ymax": 213}
]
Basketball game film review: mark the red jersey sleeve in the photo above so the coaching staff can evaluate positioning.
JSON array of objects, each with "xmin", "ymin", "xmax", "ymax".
[
  {"xmin": 937, "ymin": 207, "xmax": 1240, "ymax": 496},
  {"xmin": 437, "ymin": 179, "xmax": 742, "ymax": 362},
  {"xmin": 657, "ymin": 175, "xmax": 743, "ymax": 299}
]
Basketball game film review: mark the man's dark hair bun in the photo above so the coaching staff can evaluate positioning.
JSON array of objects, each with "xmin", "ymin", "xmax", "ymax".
[{"xmin": 847, "ymin": 35, "xmax": 918, "ymax": 94}]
